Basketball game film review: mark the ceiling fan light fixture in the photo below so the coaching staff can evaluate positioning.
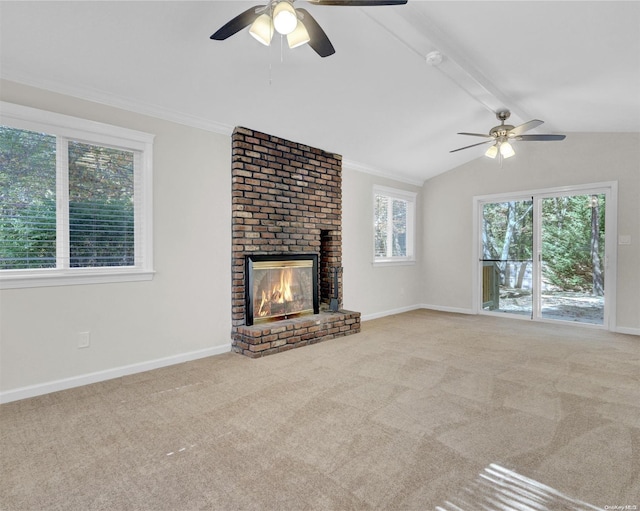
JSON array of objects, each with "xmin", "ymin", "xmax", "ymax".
[
  {"xmin": 273, "ymin": 1, "xmax": 298, "ymax": 35},
  {"xmin": 485, "ymin": 144, "xmax": 499, "ymax": 159},
  {"xmin": 249, "ymin": 14, "xmax": 274, "ymax": 45},
  {"xmin": 287, "ymin": 19, "xmax": 310, "ymax": 49},
  {"xmin": 500, "ymin": 141, "xmax": 515, "ymax": 158}
]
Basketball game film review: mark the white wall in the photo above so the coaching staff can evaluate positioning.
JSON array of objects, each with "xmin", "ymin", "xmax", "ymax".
[
  {"xmin": 422, "ymin": 133, "xmax": 640, "ymax": 333},
  {"xmin": 2, "ymin": 80, "xmax": 637, "ymax": 402},
  {"xmin": 342, "ymin": 167, "xmax": 424, "ymax": 320},
  {"xmin": 0, "ymin": 81, "xmax": 232, "ymax": 401}
]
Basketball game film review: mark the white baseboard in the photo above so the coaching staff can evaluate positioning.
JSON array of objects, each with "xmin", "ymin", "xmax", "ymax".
[
  {"xmin": 360, "ymin": 304, "xmax": 475, "ymax": 322},
  {"xmin": 419, "ymin": 304, "xmax": 475, "ymax": 315},
  {"xmin": 615, "ymin": 326, "xmax": 640, "ymax": 336},
  {"xmin": 0, "ymin": 343, "xmax": 231, "ymax": 404},
  {"xmin": 422, "ymin": 304, "xmax": 639, "ymax": 335},
  {"xmin": 361, "ymin": 304, "xmax": 423, "ymax": 322}
]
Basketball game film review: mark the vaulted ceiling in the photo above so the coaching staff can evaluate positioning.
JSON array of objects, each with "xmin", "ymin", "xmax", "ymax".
[{"xmin": 1, "ymin": 1, "xmax": 639, "ymax": 184}]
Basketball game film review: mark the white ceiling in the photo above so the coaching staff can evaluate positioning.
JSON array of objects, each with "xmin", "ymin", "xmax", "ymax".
[{"xmin": 1, "ymin": 1, "xmax": 639, "ymax": 185}]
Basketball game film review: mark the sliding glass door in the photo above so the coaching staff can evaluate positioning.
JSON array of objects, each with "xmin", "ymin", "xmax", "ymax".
[
  {"xmin": 481, "ymin": 199, "xmax": 534, "ymax": 317},
  {"xmin": 478, "ymin": 186, "xmax": 612, "ymax": 327},
  {"xmin": 538, "ymin": 193, "xmax": 606, "ymax": 324}
]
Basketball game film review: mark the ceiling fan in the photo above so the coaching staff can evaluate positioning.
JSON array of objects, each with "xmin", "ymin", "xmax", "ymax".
[
  {"xmin": 210, "ymin": 0, "xmax": 408, "ymax": 58},
  {"xmin": 450, "ymin": 110, "xmax": 566, "ymax": 159}
]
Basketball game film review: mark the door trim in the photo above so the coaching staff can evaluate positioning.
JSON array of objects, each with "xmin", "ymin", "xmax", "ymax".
[{"xmin": 472, "ymin": 181, "xmax": 618, "ymax": 331}]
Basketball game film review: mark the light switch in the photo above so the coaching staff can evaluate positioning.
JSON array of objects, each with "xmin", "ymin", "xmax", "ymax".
[{"xmin": 618, "ymin": 235, "xmax": 631, "ymax": 245}]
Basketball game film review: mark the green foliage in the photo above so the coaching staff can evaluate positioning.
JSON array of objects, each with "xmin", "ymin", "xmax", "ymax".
[
  {"xmin": 68, "ymin": 140, "xmax": 134, "ymax": 202},
  {"xmin": 374, "ymin": 194, "xmax": 408, "ymax": 258},
  {"xmin": 482, "ymin": 195, "xmax": 605, "ymax": 293},
  {"xmin": 0, "ymin": 127, "xmax": 56, "ymax": 269},
  {"xmin": 483, "ymin": 201, "xmax": 533, "ymax": 262},
  {"xmin": 0, "ymin": 198, "xmax": 134, "ymax": 269},
  {"xmin": 69, "ymin": 199, "xmax": 134, "ymax": 267},
  {"xmin": 0, "ymin": 126, "xmax": 56, "ymax": 204},
  {"xmin": 0, "ymin": 199, "xmax": 56, "ymax": 269},
  {"xmin": 542, "ymin": 195, "xmax": 605, "ymax": 292},
  {"xmin": 1, "ymin": 125, "xmax": 136, "ymax": 269},
  {"xmin": 374, "ymin": 194, "xmax": 388, "ymax": 257},
  {"xmin": 67, "ymin": 141, "xmax": 135, "ymax": 267},
  {"xmin": 391, "ymin": 198, "xmax": 407, "ymax": 257}
]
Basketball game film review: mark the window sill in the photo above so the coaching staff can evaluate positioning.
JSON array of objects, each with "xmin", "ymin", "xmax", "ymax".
[
  {"xmin": 0, "ymin": 268, "xmax": 155, "ymax": 290},
  {"xmin": 372, "ymin": 259, "xmax": 416, "ymax": 267}
]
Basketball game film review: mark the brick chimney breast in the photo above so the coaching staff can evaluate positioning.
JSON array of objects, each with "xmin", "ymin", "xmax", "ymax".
[{"xmin": 230, "ymin": 127, "xmax": 360, "ymax": 357}]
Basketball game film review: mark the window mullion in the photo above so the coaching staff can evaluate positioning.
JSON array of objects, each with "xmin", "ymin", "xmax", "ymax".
[{"xmin": 56, "ymin": 137, "xmax": 70, "ymax": 269}]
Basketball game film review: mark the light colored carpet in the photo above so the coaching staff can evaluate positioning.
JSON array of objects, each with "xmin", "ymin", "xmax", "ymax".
[{"xmin": 1, "ymin": 310, "xmax": 639, "ymax": 510}]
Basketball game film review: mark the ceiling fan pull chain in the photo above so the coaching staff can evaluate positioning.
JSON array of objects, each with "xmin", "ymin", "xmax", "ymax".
[
  {"xmin": 268, "ymin": 23, "xmax": 273, "ymax": 86},
  {"xmin": 280, "ymin": 34, "xmax": 284, "ymax": 63}
]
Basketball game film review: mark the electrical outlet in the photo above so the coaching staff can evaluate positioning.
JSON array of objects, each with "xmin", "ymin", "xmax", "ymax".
[{"xmin": 78, "ymin": 331, "xmax": 90, "ymax": 349}]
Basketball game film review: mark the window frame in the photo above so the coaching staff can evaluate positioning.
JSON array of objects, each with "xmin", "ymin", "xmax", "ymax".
[
  {"xmin": 373, "ymin": 185, "xmax": 416, "ymax": 266},
  {"xmin": 0, "ymin": 101, "xmax": 155, "ymax": 289}
]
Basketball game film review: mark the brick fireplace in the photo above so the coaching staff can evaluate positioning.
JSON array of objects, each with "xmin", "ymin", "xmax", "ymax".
[{"xmin": 231, "ymin": 127, "xmax": 361, "ymax": 357}]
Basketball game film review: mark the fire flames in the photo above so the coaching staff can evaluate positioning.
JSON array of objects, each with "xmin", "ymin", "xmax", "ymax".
[{"xmin": 257, "ymin": 269, "xmax": 294, "ymax": 317}]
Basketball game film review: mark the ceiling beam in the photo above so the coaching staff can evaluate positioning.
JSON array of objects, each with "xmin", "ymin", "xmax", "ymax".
[{"xmin": 361, "ymin": 4, "xmax": 535, "ymax": 126}]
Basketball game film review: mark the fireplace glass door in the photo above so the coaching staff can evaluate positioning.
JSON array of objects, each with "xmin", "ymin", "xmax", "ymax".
[{"xmin": 246, "ymin": 255, "xmax": 318, "ymax": 325}]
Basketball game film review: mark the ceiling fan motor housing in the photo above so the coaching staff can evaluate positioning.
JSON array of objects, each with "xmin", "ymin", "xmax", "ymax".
[
  {"xmin": 497, "ymin": 110, "xmax": 511, "ymax": 122},
  {"xmin": 490, "ymin": 126, "xmax": 514, "ymax": 138},
  {"xmin": 490, "ymin": 110, "xmax": 513, "ymax": 139}
]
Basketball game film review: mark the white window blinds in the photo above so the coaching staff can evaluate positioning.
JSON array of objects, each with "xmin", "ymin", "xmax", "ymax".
[{"xmin": 0, "ymin": 102, "xmax": 154, "ymax": 288}]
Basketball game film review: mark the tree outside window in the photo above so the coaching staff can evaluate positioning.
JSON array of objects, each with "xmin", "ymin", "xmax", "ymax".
[{"xmin": 373, "ymin": 186, "xmax": 416, "ymax": 263}]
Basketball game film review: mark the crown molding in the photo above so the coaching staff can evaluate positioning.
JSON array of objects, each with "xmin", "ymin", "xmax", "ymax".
[
  {"xmin": 1, "ymin": 70, "xmax": 234, "ymax": 135},
  {"xmin": 343, "ymin": 159, "xmax": 424, "ymax": 187}
]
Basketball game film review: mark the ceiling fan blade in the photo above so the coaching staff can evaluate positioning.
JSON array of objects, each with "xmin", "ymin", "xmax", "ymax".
[
  {"xmin": 458, "ymin": 132, "xmax": 492, "ymax": 138},
  {"xmin": 210, "ymin": 5, "xmax": 263, "ymax": 40},
  {"xmin": 517, "ymin": 134, "xmax": 567, "ymax": 141},
  {"xmin": 450, "ymin": 140, "xmax": 494, "ymax": 153},
  {"xmin": 509, "ymin": 119, "xmax": 543, "ymax": 136},
  {"xmin": 308, "ymin": 0, "xmax": 407, "ymax": 5},
  {"xmin": 297, "ymin": 8, "xmax": 335, "ymax": 57}
]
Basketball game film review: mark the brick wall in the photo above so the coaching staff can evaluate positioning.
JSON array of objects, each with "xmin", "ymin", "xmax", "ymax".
[{"xmin": 231, "ymin": 126, "xmax": 360, "ymax": 357}]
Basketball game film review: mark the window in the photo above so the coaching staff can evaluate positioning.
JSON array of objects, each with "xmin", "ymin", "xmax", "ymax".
[
  {"xmin": 0, "ymin": 102, "xmax": 154, "ymax": 288},
  {"xmin": 373, "ymin": 185, "xmax": 416, "ymax": 264}
]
